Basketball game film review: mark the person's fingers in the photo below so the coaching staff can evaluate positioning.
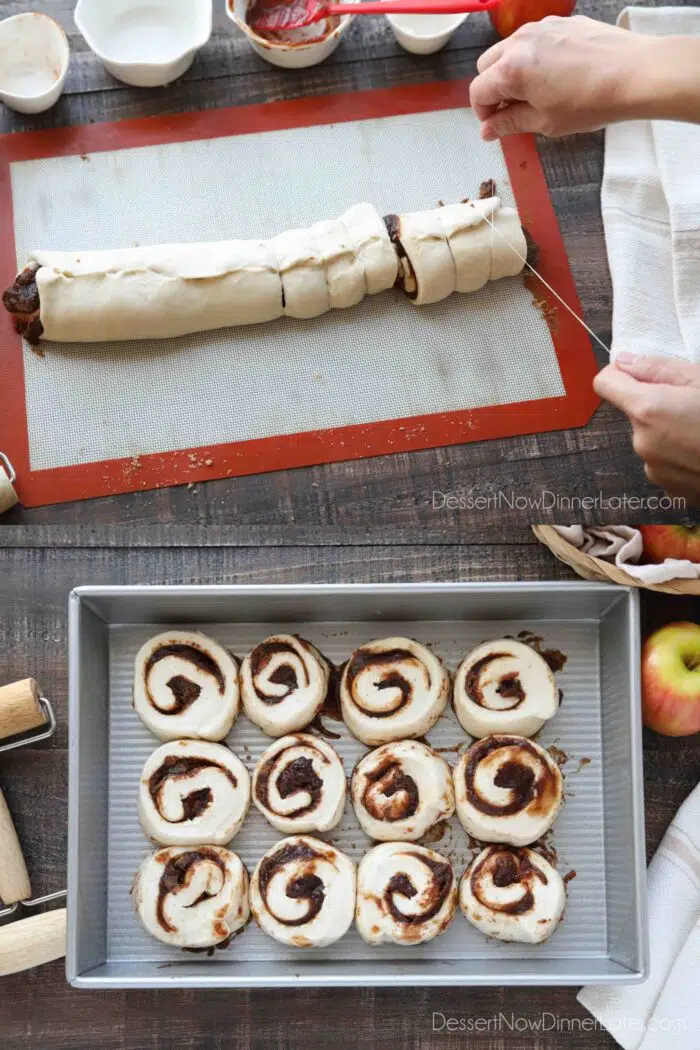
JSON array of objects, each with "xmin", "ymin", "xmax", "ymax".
[
  {"xmin": 633, "ymin": 420, "xmax": 700, "ymax": 475},
  {"xmin": 644, "ymin": 462, "xmax": 700, "ymax": 505},
  {"xmin": 481, "ymin": 102, "xmax": 542, "ymax": 140},
  {"xmin": 593, "ymin": 364, "xmax": 642, "ymax": 415},
  {"xmin": 614, "ymin": 352, "xmax": 700, "ymax": 388},
  {"xmin": 469, "ymin": 63, "xmax": 519, "ymax": 120},
  {"xmin": 476, "ymin": 39, "xmax": 508, "ymax": 74}
]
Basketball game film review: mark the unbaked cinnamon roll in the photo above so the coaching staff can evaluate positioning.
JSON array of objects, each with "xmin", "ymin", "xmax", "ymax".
[
  {"xmin": 351, "ymin": 740, "xmax": 455, "ymax": 842},
  {"xmin": 453, "ymin": 735, "xmax": 563, "ymax": 846},
  {"xmin": 241, "ymin": 634, "xmax": 330, "ymax": 737},
  {"xmin": 460, "ymin": 845, "xmax": 566, "ymax": 943},
  {"xmin": 133, "ymin": 631, "xmax": 239, "ymax": 742},
  {"xmin": 138, "ymin": 739, "xmax": 251, "ymax": 846},
  {"xmin": 454, "ymin": 638, "xmax": 560, "ymax": 738},
  {"xmin": 340, "ymin": 638, "xmax": 450, "ymax": 746},
  {"xmin": 356, "ymin": 841, "xmax": 457, "ymax": 945},
  {"xmin": 253, "ymin": 734, "xmax": 346, "ymax": 834},
  {"xmin": 250, "ymin": 836, "xmax": 355, "ymax": 948},
  {"xmin": 132, "ymin": 846, "xmax": 249, "ymax": 948}
]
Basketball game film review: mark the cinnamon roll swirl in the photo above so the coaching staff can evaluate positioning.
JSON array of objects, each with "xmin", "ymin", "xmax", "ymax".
[
  {"xmin": 460, "ymin": 845, "xmax": 566, "ymax": 943},
  {"xmin": 454, "ymin": 639, "xmax": 560, "ymax": 738},
  {"xmin": 133, "ymin": 631, "xmax": 239, "ymax": 742},
  {"xmin": 132, "ymin": 846, "xmax": 249, "ymax": 948},
  {"xmin": 454, "ymin": 735, "xmax": 563, "ymax": 846},
  {"xmin": 253, "ymin": 734, "xmax": 346, "ymax": 834},
  {"xmin": 241, "ymin": 635, "xmax": 330, "ymax": 737},
  {"xmin": 250, "ymin": 836, "xmax": 355, "ymax": 948},
  {"xmin": 356, "ymin": 842, "xmax": 457, "ymax": 945},
  {"xmin": 351, "ymin": 740, "xmax": 455, "ymax": 842},
  {"xmin": 340, "ymin": 638, "xmax": 450, "ymax": 746},
  {"xmin": 138, "ymin": 739, "xmax": 251, "ymax": 846}
]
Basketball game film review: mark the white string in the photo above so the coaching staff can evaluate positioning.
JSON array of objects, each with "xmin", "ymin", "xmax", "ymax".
[{"xmin": 468, "ymin": 201, "xmax": 612, "ymax": 358}]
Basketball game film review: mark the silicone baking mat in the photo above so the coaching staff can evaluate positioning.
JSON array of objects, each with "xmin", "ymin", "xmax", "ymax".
[{"xmin": 0, "ymin": 81, "xmax": 599, "ymax": 507}]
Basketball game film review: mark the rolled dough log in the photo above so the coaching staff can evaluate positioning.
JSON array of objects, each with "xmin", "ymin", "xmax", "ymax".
[
  {"xmin": 391, "ymin": 197, "xmax": 527, "ymax": 305},
  {"xmin": 4, "ymin": 194, "xmax": 528, "ymax": 344},
  {"xmin": 19, "ymin": 203, "xmax": 399, "ymax": 344}
]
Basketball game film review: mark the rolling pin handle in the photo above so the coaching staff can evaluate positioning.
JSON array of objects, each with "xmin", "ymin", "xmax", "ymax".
[
  {"xmin": 0, "ymin": 788, "xmax": 31, "ymax": 905},
  {"xmin": 0, "ymin": 909, "xmax": 67, "ymax": 977},
  {"xmin": 0, "ymin": 682, "xmax": 56, "ymax": 752}
]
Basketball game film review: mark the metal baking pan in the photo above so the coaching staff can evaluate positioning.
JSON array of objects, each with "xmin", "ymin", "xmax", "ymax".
[{"xmin": 66, "ymin": 582, "xmax": 648, "ymax": 988}]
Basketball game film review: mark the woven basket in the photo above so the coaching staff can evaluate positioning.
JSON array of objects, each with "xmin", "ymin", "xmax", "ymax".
[{"xmin": 532, "ymin": 525, "xmax": 700, "ymax": 595}]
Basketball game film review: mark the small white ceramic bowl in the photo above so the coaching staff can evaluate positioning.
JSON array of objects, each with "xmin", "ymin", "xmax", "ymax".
[
  {"xmin": 226, "ymin": 0, "xmax": 354, "ymax": 70},
  {"xmin": 74, "ymin": 0, "xmax": 212, "ymax": 88},
  {"xmin": 386, "ymin": 12, "xmax": 468, "ymax": 55},
  {"xmin": 0, "ymin": 13, "xmax": 70, "ymax": 115}
]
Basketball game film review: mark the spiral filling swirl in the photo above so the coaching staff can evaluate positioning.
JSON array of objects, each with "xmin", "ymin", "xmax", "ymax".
[
  {"xmin": 241, "ymin": 635, "xmax": 330, "ymax": 737},
  {"xmin": 351, "ymin": 739, "xmax": 455, "ymax": 841},
  {"xmin": 454, "ymin": 735, "xmax": 563, "ymax": 846},
  {"xmin": 250, "ymin": 835, "xmax": 356, "ymax": 948},
  {"xmin": 454, "ymin": 638, "xmax": 560, "ymax": 739},
  {"xmin": 340, "ymin": 637, "xmax": 450, "ymax": 746},
  {"xmin": 356, "ymin": 842, "xmax": 458, "ymax": 945},
  {"xmin": 385, "ymin": 853, "xmax": 453, "ymax": 925},
  {"xmin": 364, "ymin": 761, "xmax": 419, "ymax": 820},
  {"xmin": 132, "ymin": 845, "xmax": 249, "ymax": 948},
  {"xmin": 146, "ymin": 644, "xmax": 225, "ymax": 713},
  {"xmin": 253, "ymin": 734, "xmax": 346, "ymax": 834},
  {"xmin": 345, "ymin": 648, "xmax": 420, "ymax": 717},
  {"xmin": 157, "ymin": 848, "xmax": 226, "ymax": 933},
  {"xmin": 133, "ymin": 631, "xmax": 239, "ymax": 742},
  {"xmin": 138, "ymin": 739, "xmax": 251, "ymax": 846},
  {"xmin": 460, "ymin": 845, "xmax": 566, "ymax": 944},
  {"xmin": 466, "ymin": 653, "xmax": 525, "ymax": 709}
]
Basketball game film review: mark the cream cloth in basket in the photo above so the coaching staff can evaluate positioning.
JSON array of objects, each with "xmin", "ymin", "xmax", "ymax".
[
  {"xmin": 603, "ymin": 6, "xmax": 700, "ymax": 362},
  {"xmin": 554, "ymin": 526, "xmax": 700, "ymax": 584},
  {"xmin": 578, "ymin": 783, "xmax": 700, "ymax": 1050}
]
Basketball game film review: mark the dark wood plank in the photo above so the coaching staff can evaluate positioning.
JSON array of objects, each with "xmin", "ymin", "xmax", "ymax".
[
  {"xmin": 0, "ymin": 543, "xmax": 698, "ymax": 1049},
  {"xmin": 4, "ymin": 0, "xmax": 694, "ymax": 529}
]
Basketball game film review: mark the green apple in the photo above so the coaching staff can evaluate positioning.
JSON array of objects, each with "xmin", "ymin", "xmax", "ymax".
[
  {"xmin": 639, "ymin": 525, "xmax": 700, "ymax": 564},
  {"xmin": 642, "ymin": 622, "xmax": 700, "ymax": 736}
]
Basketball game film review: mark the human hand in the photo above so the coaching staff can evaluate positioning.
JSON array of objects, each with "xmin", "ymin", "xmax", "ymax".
[
  {"xmin": 594, "ymin": 354, "xmax": 700, "ymax": 507},
  {"xmin": 470, "ymin": 15, "xmax": 663, "ymax": 140}
]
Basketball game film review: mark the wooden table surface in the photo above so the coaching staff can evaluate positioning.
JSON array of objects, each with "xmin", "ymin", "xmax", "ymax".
[
  {"xmin": 1, "ymin": 2, "xmax": 699, "ymax": 1047},
  {"xmin": 1, "ymin": 0, "xmax": 696, "ymax": 535},
  {"xmin": 0, "ymin": 539, "xmax": 699, "ymax": 1050}
]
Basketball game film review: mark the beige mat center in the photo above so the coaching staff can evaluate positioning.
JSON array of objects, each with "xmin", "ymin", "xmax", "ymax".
[{"xmin": 11, "ymin": 108, "xmax": 564, "ymax": 472}]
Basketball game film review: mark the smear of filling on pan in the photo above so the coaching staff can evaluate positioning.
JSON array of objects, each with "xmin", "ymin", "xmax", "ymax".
[{"xmin": 245, "ymin": 0, "xmax": 340, "ymax": 43}]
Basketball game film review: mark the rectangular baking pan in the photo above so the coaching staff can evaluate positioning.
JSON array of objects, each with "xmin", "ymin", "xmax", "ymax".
[{"xmin": 67, "ymin": 582, "xmax": 648, "ymax": 988}]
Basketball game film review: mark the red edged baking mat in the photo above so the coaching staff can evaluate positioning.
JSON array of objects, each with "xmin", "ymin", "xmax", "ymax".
[{"xmin": 0, "ymin": 80, "xmax": 599, "ymax": 507}]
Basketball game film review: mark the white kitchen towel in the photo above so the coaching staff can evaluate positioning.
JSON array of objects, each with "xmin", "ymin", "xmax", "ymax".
[
  {"xmin": 602, "ymin": 6, "xmax": 700, "ymax": 362},
  {"xmin": 578, "ymin": 783, "xmax": 700, "ymax": 1050},
  {"xmin": 554, "ymin": 525, "xmax": 700, "ymax": 584}
]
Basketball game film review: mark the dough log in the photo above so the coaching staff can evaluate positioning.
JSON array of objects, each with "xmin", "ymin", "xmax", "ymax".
[
  {"xmin": 384, "ymin": 184, "xmax": 529, "ymax": 306},
  {"xmin": 3, "ymin": 185, "xmax": 533, "ymax": 344},
  {"xmin": 2, "ymin": 203, "xmax": 398, "ymax": 345}
]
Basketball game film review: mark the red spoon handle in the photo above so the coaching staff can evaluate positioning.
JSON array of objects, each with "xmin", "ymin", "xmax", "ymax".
[{"xmin": 326, "ymin": 0, "xmax": 501, "ymax": 13}]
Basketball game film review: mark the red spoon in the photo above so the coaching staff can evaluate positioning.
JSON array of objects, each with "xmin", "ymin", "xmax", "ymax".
[{"xmin": 248, "ymin": 0, "xmax": 501, "ymax": 36}]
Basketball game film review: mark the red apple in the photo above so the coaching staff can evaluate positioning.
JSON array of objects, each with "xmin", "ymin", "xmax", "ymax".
[
  {"xmin": 490, "ymin": 0, "xmax": 576, "ymax": 39},
  {"xmin": 642, "ymin": 622, "xmax": 700, "ymax": 736},
  {"xmin": 638, "ymin": 525, "xmax": 700, "ymax": 565}
]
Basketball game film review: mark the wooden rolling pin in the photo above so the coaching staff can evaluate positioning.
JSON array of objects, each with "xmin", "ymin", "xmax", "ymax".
[
  {"xmin": 0, "ymin": 909, "xmax": 66, "ymax": 976},
  {"xmin": 0, "ymin": 789, "xmax": 31, "ymax": 905},
  {"xmin": 0, "ymin": 679, "xmax": 47, "ymax": 741}
]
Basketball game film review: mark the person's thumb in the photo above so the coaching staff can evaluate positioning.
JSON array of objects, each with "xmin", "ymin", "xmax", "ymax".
[
  {"xmin": 613, "ymin": 352, "xmax": 700, "ymax": 387},
  {"xmin": 481, "ymin": 102, "xmax": 541, "ymax": 141}
]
